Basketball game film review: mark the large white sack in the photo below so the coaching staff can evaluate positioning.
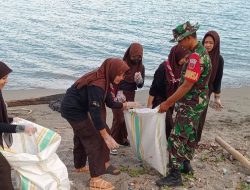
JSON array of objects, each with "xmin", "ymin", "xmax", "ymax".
[
  {"xmin": 124, "ymin": 108, "xmax": 168, "ymax": 176},
  {"xmin": 0, "ymin": 118, "xmax": 70, "ymax": 190}
]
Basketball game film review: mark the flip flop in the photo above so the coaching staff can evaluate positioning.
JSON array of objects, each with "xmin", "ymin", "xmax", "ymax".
[
  {"xmin": 105, "ymin": 165, "xmax": 120, "ymax": 175},
  {"xmin": 73, "ymin": 166, "xmax": 89, "ymax": 173}
]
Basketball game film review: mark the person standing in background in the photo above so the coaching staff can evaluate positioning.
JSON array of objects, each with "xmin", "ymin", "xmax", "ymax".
[
  {"xmin": 147, "ymin": 44, "xmax": 189, "ymax": 139},
  {"xmin": 111, "ymin": 43, "xmax": 145, "ymax": 150},
  {"xmin": 196, "ymin": 30, "xmax": 224, "ymax": 142}
]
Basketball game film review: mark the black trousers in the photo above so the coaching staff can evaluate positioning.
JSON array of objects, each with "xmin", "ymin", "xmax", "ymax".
[
  {"xmin": 68, "ymin": 118, "xmax": 110, "ymax": 178},
  {"xmin": 0, "ymin": 152, "xmax": 14, "ymax": 190}
]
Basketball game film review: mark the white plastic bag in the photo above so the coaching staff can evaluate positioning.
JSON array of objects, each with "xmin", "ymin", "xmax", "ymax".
[
  {"xmin": 0, "ymin": 118, "xmax": 70, "ymax": 190},
  {"xmin": 124, "ymin": 108, "xmax": 168, "ymax": 176}
]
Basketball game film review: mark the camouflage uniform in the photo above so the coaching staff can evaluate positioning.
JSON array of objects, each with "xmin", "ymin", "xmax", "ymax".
[{"xmin": 168, "ymin": 42, "xmax": 211, "ymax": 169}]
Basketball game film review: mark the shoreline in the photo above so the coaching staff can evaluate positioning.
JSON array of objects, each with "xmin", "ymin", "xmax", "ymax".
[{"xmin": 3, "ymin": 86, "xmax": 250, "ymax": 101}]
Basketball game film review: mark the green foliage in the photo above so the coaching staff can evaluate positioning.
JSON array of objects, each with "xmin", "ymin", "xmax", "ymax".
[
  {"xmin": 237, "ymin": 181, "xmax": 250, "ymax": 190},
  {"xmin": 120, "ymin": 166, "xmax": 149, "ymax": 177}
]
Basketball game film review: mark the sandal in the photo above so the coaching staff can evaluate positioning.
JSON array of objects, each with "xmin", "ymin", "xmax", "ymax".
[
  {"xmin": 105, "ymin": 164, "xmax": 120, "ymax": 175},
  {"xmin": 73, "ymin": 166, "xmax": 89, "ymax": 173},
  {"xmin": 89, "ymin": 178, "xmax": 115, "ymax": 190}
]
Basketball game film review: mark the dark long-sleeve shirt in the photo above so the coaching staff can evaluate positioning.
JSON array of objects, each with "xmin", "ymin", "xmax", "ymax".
[
  {"xmin": 0, "ymin": 123, "xmax": 17, "ymax": 133},
  {"xmin": 149, "ymin": 62, "xmax": 167, "ymax": 99},
  {"xmin": 119, "ymin": 65, "xmax": 145, "ymax": 91},
  {"xmin": 212, "ymin": 55, "xmax": 224, "ymax": 94},
  {"xmin": 61, "ymin": 85, "xmax": 123, "ymax": 130}
]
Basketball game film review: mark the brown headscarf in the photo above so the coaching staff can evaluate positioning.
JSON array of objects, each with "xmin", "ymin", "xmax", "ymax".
[
  {"xmin": 0, "ymin": 61, "xmax": 13, "ymax": 148},
  {"xmin": 165, "ymin": 44, "xmax": 190, "ymax": 98},
  {"xmin": 202, "ymin": 31, "xmax": 220, "ymax": 89},
  {"xmin": 123, "ymin": 43, "xmax": 144, "ymax": 83},
  {"xmin": 74, "ymin": 58, "xmax": 129, "ymax": 99}
]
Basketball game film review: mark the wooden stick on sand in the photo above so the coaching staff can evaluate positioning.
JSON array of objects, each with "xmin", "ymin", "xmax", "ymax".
[
  {"xmin": 6, "ymin": 93, "xmax": 65, "ymax": 107},
  {"xmin": 215, "ymin": 136, "xmax": 250, "ymax": 170}
]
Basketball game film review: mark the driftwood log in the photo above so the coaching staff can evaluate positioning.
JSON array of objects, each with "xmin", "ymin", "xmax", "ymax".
[
  {"xmin": 215, "ymin": 136, "xmax": 250, "ymax": 170},
  {"xmin": 6, "ymin": 93, "xmax": 65, "ymax": 107}
]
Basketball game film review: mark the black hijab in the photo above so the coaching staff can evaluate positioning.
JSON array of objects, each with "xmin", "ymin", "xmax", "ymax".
[{"xmin": 0, "ymin": 61, "xmax": 13, "ymax": 147}]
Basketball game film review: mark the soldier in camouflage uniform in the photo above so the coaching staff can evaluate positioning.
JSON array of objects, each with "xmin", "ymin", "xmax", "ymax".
[{"xmin": 156, "ymin": 21, "xmax": 212, "ymax": 187}]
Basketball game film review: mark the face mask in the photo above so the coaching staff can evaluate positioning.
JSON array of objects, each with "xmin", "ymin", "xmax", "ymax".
[{"xmin": 131, "ymin": 59, "xmax": 141, "ymax": 64}]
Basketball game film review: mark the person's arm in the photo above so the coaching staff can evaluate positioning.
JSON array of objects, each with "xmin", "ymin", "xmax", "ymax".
[
  {"xmin": 87, "ymin": 86, "xmax": 119, "ymax": 149},
  {"xmin": 0, "ymin": 123, "xmax": 36, "ymax": 134},
  {"xmin": 0, "ymin": 123, "xmax": 17, "ymax": 133},
  {"xmin": 136, "ymin": 65, "xmax": 145, "ymax": 88},
  {"xmin": 105, "ymin": 91, "xmax": 123, "ymax": 109},
  {"xmin": 159, "ymin": 80, "xmax": 194, "ymax": 112},
  {"xmin": 147, "ymin": 95, "xmax": 154, "ymax": 108},
  {"xmin": 159, "ymin": 53, "xmax": 201, "ymax": 113},
  {"xmin": 87, "ymin": 86, "xmax": 107, "ymax": 131},
  {"xmin": 213, "ymin": 55, "xmax": 224, "ymax": 94}
]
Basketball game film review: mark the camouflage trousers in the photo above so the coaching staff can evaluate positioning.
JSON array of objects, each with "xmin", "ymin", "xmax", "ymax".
[{"xmin": 167, "ymin": 104, "xmax": 205, "ymax": 169}]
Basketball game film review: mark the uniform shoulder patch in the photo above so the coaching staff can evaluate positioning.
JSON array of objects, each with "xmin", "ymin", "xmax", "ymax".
[{"xmin": 189, "ymin": 58, "xmax": 197, "ymax": 69}]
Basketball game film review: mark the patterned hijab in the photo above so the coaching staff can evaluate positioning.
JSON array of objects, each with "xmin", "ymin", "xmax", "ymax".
[
  {"xmin": 0, "ymin": 61, "xmax": 13, "ymax": 148},
  {"xmin": 74, "ymin": 58, "xmax": 129, "ymax": 99},
  {"xmin": 123, "ymin": 43, "xmax": 144, "ymax": 83},
  {"xmin": 202, "ymin": 31, "xmax": 220, "ymax": 88},
  {"xmin": 165, "ymin": 45, "xmax": 189, "ymax": 98}
]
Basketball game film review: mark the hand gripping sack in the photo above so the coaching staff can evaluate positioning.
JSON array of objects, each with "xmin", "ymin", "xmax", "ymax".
[
  {"xmin": 0, "ymin": 118, "xmax": 70, "ymax": 190},
  {"xmin": 124, "ymin": 108, "xmax": 168, "ymax": 176}
]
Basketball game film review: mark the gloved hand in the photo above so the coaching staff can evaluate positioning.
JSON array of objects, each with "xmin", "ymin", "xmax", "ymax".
[
  {"xmin": 24, "ymin": 125, "xmax": 37, "ymax": 135},
  {"xmin": 103, "ymin": 135, "xmax": 119, "ymax": 150},
  {"xmin": 15, "ymin": 124, "xmax": 37, "ymax": 135},
  {"xmin": 116, "ymin": 90, "xmax": 126, "ymax": 103},
  {"xmin": 134, "ymin": 72, "xmax": 143, "ymax": 85},
  {"xmin": 124, "ymin": 101, "xmax": 141, "ymax": 109}
]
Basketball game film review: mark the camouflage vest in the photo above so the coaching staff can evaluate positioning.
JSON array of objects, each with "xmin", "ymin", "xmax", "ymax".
[{"xmin": 178, "ymin": 42, "xmax": 212, "ymax": 111}]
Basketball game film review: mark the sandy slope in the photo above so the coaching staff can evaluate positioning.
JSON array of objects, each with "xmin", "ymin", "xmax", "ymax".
[{"xmin": 4, "ymin": 88, "xmax": 250, "ymax": 190}]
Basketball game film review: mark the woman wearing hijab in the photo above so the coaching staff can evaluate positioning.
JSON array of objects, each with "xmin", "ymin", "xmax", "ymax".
[
  {"xmin": 196, "ymin": 31, "xmax": 224, "ymax": 142},
  {"xmin": 110, "ymin": 43, "xmax": 145, "ymax": 149},
  {"xmin": 0, "ymin": 61, "xmax": 36, "ymax": 190},
  {"xmin": 61, "ymin": 58, "xmax": 139, "ymax": 190},
  {"xmin": 147, "ymin": 44, "xmax": 189, "ymax": 139}
]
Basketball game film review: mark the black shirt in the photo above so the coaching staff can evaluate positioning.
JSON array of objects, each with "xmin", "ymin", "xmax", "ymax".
[
  {"xmin": 61, "ymin": 85, "xmax": 123, "ymax": 130},
  {"xmin": 149, "ymin": 62, "xmax": 167, "ymax": 99}
]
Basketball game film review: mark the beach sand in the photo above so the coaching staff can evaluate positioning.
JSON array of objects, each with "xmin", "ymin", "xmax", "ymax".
[{"xmin": 3, "ymin": 88, "xmax": 250, "ymax": 190}]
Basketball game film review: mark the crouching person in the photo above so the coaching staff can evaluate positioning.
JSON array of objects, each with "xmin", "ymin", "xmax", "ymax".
[{"xmin": 61, "ymin": 58, "xmax": 139, "ymax": 190}]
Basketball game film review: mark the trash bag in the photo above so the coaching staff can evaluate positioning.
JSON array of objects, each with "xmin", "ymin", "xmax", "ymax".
[
  {"xmin": 124, "ymin": 107, "xmax": 168, "ymax": 176},
  {"xmin": 0, "ymin": 118, "xmax": 70, "ymax": 190}
]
